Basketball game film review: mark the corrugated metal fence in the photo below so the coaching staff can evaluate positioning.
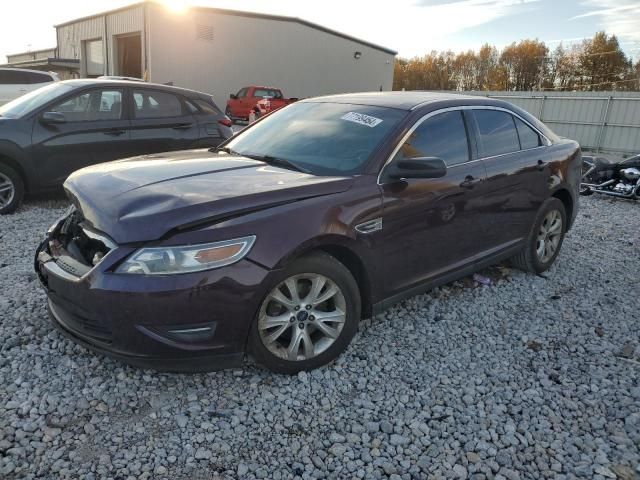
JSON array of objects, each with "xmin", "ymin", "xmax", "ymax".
[{"xmin": 465, "ymin": 91, "xmax": 640, "ymax": 156}]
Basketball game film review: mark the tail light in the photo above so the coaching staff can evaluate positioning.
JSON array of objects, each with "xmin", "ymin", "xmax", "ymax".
[{"xmin": 218, "ymin": 117, "xmax": 232, "ymax": 127}]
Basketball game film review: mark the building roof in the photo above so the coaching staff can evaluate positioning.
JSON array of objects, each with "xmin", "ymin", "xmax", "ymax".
[
  {"xmin": 1, "ymin": 58, "xmax": 79, "ymax": 70},
  {"xmin": 54, "ymin": 1, "xmax": 397, "ymax": 56},
  {"xmin": 305, "ymin": 91, "xmax": 491, "ymax": 110},
  {"xmin": 7, "ymin": 47, "xmax": 57, "ymax": 58}
]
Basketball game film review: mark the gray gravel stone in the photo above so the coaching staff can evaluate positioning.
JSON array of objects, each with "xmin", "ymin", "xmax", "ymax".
[{"xmin": 1, "ymin": 196, "xmax": 639, "ymax": 479}]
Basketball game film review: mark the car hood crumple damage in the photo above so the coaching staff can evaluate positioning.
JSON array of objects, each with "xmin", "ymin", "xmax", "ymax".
[{"xmin": 64, "ymin": 149, "xmax": 354, "ymax": 244}]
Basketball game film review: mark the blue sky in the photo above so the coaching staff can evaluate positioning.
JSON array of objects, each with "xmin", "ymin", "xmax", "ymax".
[{"xmin": 2, "ymin": 0, "xmax": 639, "ymax": 62}]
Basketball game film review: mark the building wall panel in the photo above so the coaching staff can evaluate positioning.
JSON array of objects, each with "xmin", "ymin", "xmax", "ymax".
[
  {"xmin": 147, "ymin": 4, "xmax": 394, "ymax": 102},
  {"xmin": 106, "ymin": 5, "xmax": 146, "ymax": 76}
]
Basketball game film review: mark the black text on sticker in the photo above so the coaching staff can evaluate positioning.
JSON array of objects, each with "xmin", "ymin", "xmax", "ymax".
[{"xmin": 341, "ymin": 112, "xmax": 383, "ymax": 128}]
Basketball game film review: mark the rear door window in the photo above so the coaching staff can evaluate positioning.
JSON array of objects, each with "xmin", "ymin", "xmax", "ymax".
[
  {"xmin": 394, "ymin": 111, "xmax": 470, "ymax": 167},
  {"xmin": 235, "ymin": 88, "xmax": 248, "ymax": 98},
  {"xmin": 133, "ymin": 90, "xmax": 184, "ymax": 119},
  {"xmin": 514, "ymin": 117, "xmax": 542, "ymax": 150},
  {"xmin": 472, "ymin": 110, "xmax": 520, "ymax": 157}
]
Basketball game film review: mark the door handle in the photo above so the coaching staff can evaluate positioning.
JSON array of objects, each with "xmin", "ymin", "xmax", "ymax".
[
  {"xmin": 460, "ymin": 175, "xmax": 481, "ymax": 189},
  {"xmin": 104, "ymin": 129, "xmax": 126, "ymax": 136},
  {"xmin": 537, "ymin": 159, "xmax": 547, "ymax": 171},
  {"xmin": 172, "ymin": 123, "xmax": 193, "ymax": 130}
]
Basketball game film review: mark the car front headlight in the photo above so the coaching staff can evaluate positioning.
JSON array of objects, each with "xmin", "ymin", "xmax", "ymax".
[{"xmin": 116, "ymin": 236, "xmax": 256, "ymax": 275}]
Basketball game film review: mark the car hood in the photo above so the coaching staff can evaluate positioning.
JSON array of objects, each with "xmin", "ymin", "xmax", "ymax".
[{"xmin": 64, "ymin": 149, "xmax": 353, "ymax": 244}]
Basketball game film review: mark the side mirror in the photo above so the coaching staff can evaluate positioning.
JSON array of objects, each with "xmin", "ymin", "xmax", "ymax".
[
  {"xmin": 229, "ymin": 94, "xmax": 237, "ymax": 100},
  {"xmin": 385, "ymin": 157, "xmax": 447, "ymax": 180},
  {"xmin": 40, "ymin": 111, "xmax": 66, "ymax": 125}
]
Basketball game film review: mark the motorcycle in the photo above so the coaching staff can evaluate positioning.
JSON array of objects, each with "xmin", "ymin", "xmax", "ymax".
[{"xmin": 580, "ymin": 154, "xmax": 640, "ymax": 199}]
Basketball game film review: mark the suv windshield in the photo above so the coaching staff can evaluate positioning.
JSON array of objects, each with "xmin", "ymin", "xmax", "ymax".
[
  {"xmin": 224, "ymin": 102, "xmax": 407, "ymax": 176},
  {"xmin": 0, "ymin": 83, "xmax": 75, "ymax": 118}
]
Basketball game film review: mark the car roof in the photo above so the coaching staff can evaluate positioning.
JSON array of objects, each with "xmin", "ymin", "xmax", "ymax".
[
  {"xmin": 57, "ymin": 79, "xmax": 212, "ymax": 99},
  {"xmin": 304, "ymin": 91, "xmax": 508, "ymax": 111},
  {"xmin": 0, "ymin": 67, "xmax": 56, "ymax": 75}
]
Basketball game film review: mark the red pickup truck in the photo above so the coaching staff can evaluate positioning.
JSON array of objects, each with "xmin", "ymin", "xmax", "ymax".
[{"xmin": 226, "ymin": 86, "xmax": 297, "ymax": 121}]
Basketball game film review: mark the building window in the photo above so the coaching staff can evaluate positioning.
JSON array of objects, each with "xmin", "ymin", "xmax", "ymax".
[{"xmin": 84, "ymin": 39, "xmax": 104, "ymax": 77}]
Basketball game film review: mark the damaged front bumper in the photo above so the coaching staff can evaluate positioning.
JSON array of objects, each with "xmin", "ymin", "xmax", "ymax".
[{"xmin": 34, "ymin": 211, "xmax": 271, "ymax": 372}]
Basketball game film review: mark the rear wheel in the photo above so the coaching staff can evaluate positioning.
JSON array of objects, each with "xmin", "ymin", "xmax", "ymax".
[
  {"xmin": 248, "ymin": 253, "xmax": 360, "ymax": 374},
  {"xmin": 0, "ymin": 163, "xmax": 24, "ymax": 215},
  {"xmin": 510, "ymin": 197, "xmax": 566, "ymax": 274},
  {"xmin": 224, "ymin": 107, "xmax": 234, "ymax": 124}
]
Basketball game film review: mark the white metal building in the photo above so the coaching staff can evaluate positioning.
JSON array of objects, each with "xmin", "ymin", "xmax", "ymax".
[
  {"xmin": 54, "ymin": 1, "xmax": 396, "ymax": 101},
  {"xmin": 3, "ymin": 48, "xmax": 79, "ymax": 79}
]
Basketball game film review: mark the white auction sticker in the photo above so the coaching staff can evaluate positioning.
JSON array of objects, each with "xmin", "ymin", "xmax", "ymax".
[{"xmin": 341, "ymin": 111, "xmax": 383, "ymax": 128}]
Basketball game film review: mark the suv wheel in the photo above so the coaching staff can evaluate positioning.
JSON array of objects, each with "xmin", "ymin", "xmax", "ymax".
[
  {"xmin": 248, "ymin": 252, "xmax": 360, "ymax": 374},
  {"xmin": 224, "ymin": 107, "xmax": 234, "ymax": 123},
  {"xmin": 511, "ymin": 197, "xmax": 566, "ymax": 273},
  {"xmin": 0, "ymin": 163, "xmax": 24, "ymax": 215}
]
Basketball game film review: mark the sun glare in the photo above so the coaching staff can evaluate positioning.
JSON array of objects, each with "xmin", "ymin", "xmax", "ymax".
[{"xmin": 161, "ymin": 0, "xmax": 189, "ymax": 13}]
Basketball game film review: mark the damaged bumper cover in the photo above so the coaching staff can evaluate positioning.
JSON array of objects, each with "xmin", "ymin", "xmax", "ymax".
[{"xmin": 34, "ymin": 211, "xmax": 271, "ymax": 372}]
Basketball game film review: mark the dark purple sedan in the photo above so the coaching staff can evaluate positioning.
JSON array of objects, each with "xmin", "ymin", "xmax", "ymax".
[{"xmin": 35, "ymin": 92, "xmax": 581, "ymax": 373}]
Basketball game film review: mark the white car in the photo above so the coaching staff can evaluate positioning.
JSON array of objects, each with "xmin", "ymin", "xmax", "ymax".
[{"xmin": 0, "ymin": 68, "xmax": 59, "ymax": 106}]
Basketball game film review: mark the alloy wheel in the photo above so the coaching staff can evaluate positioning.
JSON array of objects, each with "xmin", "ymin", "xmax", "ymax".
[
  {"xmin": 0, "ymin": 173, "xmax": 15, "ymax": 209},
  {"xmin": 258, "ymin": 273, "xmax": 347, "ymax": 361},
  {"xmin": 535, "ymin": 209, "xmax": 562, "ymax": 264}
]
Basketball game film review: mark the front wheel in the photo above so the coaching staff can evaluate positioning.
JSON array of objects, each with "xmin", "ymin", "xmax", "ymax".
[
  {"xmin": 248, "ymin": 252, "xmax": 360, "ymax": 374},
  {"xmin": 510, "ymin": 197, "xmax": 566, "ymax": 274}
]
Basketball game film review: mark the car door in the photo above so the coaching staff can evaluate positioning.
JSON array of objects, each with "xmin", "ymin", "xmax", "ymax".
[
  {"xmin": 31, "ymin": 87, "xmax": 132, "ymax": 188},
  {"xmin": 467, "ymin": 108, "xmax": 549, "ymax": 252},
  {"xmin": 129, "ymin": 88, "xmax": 199, "ymax": 155},
  {"xmin": 230, "ymin": 87, "xmax": 248, "ymax": 118},
  {"xmin": 379, "ymin": 109, "xmax": 488, "ymax": 298}
]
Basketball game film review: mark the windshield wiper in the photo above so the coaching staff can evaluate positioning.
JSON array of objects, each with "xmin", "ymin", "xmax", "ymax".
[
  {"xmin": 242, "ymin": 154, "xmax": 311, "ymax": 174},
  {"xmin": 211, "ymin": 146, "xmax": 240, "ymax": 155}
]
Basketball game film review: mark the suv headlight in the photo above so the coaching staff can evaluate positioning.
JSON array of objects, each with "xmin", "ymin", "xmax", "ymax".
[{"xmin": 116, "ymin": 236, "xmax": 256, "ymax": 275}]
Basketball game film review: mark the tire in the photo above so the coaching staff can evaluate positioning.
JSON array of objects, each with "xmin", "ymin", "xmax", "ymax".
[
  {"xmin": 0, "ymin": 163, "xmax": 24, "ymax": 215},
  {"xmin": 248, "ymin": 252, "xmax": 361, "ymax": 374},
  {"xmin": 510, "ymin": 197, "xmax": 566, "ymax": 274}
]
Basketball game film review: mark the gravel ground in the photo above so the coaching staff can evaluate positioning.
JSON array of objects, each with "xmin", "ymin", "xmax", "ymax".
[{"xmin": 1, "ymin": 195, "xmax": 639, "ymax": 480}]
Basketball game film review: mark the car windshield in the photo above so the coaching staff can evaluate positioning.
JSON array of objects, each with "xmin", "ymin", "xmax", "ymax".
[
  {"xmin": 224, "ymin": 102, "xmax": 407, "ymax": 176},
  {"xmin": 0, "ymin": 83, "xmax": 75, "ymax": 118}
]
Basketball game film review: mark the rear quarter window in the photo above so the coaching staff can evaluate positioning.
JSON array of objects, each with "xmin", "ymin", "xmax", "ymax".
[
  {"xmin": 26, "ymin": 71, "xmax": 54, "ymax": 84},
  {"xmin": 515, "ymin": 117, "xmax": 542, "ymax": 149},
  {"xmin": 0, "ymin": 70, "xmax": 31, "ymax": 84},
  {"xmin": 192, "ymin": 99, "xmax": 221, "ymax": 115}
]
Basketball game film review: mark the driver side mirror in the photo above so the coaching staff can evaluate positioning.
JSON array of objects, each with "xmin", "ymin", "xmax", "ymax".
[
  {"xmin": 384, "ymin": 156, "xmax": 447, "ymax": 181},
  {"xmin": 229, "ymin": 94, "xmax": 237, "ymax": 100},
  {"xmin": 40, "ymin": 111, "xmax": 66, "ymax": 125}
]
